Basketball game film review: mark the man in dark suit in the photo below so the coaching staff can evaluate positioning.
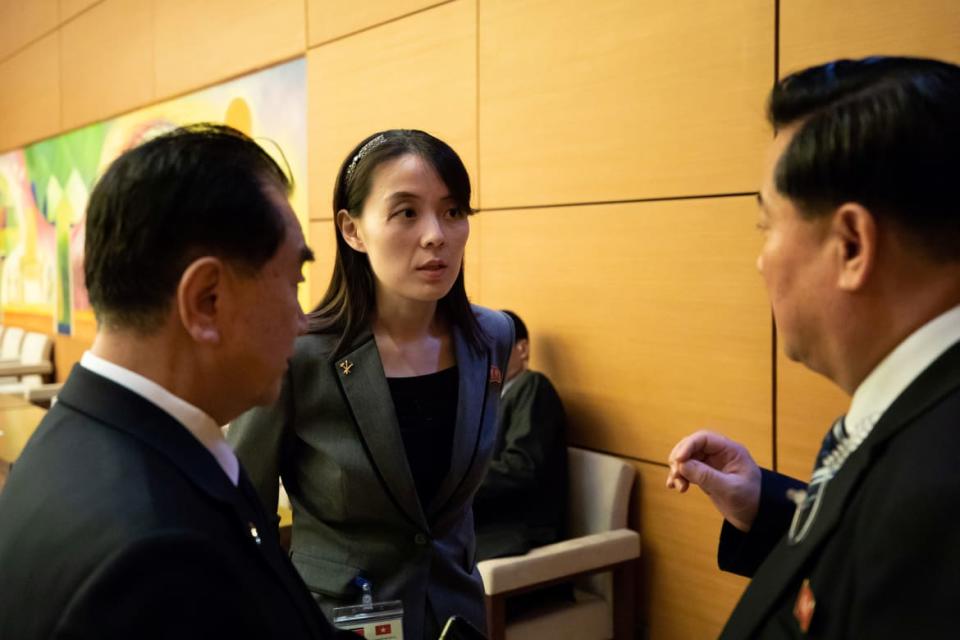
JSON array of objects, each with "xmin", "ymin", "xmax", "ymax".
[
  {"xmin": 474, "ymin": 309, "xmax": 568, "ymax": 561},
  {"xmin": 666, "ymin": 57, "xmax": 960, "ymax": 638},
  {"xmin": 0, "ymin": 124, "xmax": 351, "ymax": 639}
]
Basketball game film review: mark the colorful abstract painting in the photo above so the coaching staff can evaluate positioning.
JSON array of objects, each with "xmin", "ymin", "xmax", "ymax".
[{"xmin": 0, "ymin": 58, "xmax": 307, "ymax": 335}]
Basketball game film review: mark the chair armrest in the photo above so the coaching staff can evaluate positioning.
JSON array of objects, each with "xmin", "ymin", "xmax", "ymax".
[
  {"xmin": 0, "ymin": 362, "xmax": 52, "ymax": 376},
  {"xmin": 478, "ymin": 529, "xmax": 640, "ymax": 595},
  {"xmin": 24, "ymin": 383, "xmax": 63, "ymax": 402}
]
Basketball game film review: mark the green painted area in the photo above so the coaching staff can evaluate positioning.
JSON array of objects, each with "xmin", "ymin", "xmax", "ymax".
[{"xmin": 24, "ymin": 123, "xmax": 107, "ymax": 221}]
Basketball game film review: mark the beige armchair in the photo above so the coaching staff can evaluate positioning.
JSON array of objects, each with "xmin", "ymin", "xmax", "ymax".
[
  {"xmin": 478, "ymin": 447, "xmax": 641, "ymax": 640},
  {"xmin": 0, "ymin": 332, "xmax": 55, "ymax": 394},
  {"xmin": 0, "ymin": 326, "xmax": 25, "ymax": 363}
]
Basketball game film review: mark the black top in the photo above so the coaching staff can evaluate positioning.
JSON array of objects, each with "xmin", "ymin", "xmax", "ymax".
[{"xmin": 387, "ymin": 366, "xmax": 459, "ymax": 509}]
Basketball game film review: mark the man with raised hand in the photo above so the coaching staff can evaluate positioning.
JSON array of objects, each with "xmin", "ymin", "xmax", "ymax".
[{"xmin": 667, "ymin": 57, "xmax": 960, "ymax": 637}]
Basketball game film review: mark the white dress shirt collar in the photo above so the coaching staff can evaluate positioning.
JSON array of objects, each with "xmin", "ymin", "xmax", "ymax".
[
  {"xmin": 846, "ymin": 304, "xmax": 960, "ymax": 439},
  {"xmin": 79, "ymin": 351, "xmax": 239, "ymax": 485}
]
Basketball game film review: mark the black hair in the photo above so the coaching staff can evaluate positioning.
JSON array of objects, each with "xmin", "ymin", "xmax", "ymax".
[
  {"xmin": 307, "ymin": 129, "xmax": 485, "ymax": 356},
  {"xmin": 768, "ymin": 56, "xmax": 960, "ymax": 261},
  {"xmin": 501, "ymin": 310, "xmax": 527, "ymax": 342},
  {"xmin": 84, "ymin": 123, "xmax": 292, "ymax": 331}
]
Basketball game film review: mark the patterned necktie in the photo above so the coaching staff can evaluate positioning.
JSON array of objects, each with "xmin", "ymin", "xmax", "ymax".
[{"xmin": 788, "ymin": 415, "xmax": 847, "ymax": 544}]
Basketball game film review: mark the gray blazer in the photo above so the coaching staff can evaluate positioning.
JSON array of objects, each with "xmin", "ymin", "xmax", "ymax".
[{"xmin": 228, "ymin": 306, "xmax": 513, "ymax": 639}]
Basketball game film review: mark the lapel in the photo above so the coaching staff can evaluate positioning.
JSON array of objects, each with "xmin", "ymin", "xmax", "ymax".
[
  {"xmin": 333, "ymin": 331, "xmax": 429, "ymax": 530},
  {"xmin": 427, "ymin": 321, "xmax": 491, "ymax": 518},
  {"xmin": 56, "ymin": 366, "xmax": 325, "ymax": 636},
  {"xmin": 723, "ymin": 342, "xmax": 960, "ymax": 638}
]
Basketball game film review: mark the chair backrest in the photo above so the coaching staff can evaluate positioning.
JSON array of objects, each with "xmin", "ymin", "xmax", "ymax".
[
  {"xmin": 566, "ymin": 447, "xmax": 636, "ymax": 600},
  {"xmin": 20, "ymin": 332, "xmax": 52, "ymax": 365},
  {"xmin": 19, "ymin": 332, "xmax": 53, "ymax": 386},
  {"xmin": 0, "ymin": 327, "xmax": 24, "ymax": 360},
  {"xmin": 567, "ymin": 447, "xmax": 635, "ymax": 537}
]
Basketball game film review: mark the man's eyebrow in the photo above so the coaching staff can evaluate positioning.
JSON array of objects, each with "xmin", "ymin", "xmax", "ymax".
[{"xmin": 300, "ymin": 246, "xmax": 315, "ymax": 263}]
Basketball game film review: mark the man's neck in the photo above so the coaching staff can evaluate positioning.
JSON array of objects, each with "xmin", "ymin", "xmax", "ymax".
[
  {"xmin": 90, "ymin": 328, "xmax": 213, "ymax": 419},
  {"xmin": 831, "ymin": 265, "xmax": 960, "ymax": 394}
]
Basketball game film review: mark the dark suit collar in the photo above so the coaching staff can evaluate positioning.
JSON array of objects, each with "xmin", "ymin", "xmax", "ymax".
[
  {"xmin": 59, "ymin": 365, "xmax": 333, "ymax": 637},
  {"xmin": 723, "ymin": 341, "xmax": 960, "ymax": 638},
  {"xmin": 332, "ymin": 323, "xmax": 493, "ymax": 530},
  {"xmin": 57, "ymin": 364, "xmax": 237, "ymax": 505}
]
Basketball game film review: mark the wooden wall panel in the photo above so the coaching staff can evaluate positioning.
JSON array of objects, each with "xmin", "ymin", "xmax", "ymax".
[
  {"xmin": 476, "ymin": 197, "xmax": 772, "ymax": 466},
  {"xmin": 776, "ymin": 353, "xmax": 849, "ymax": 480},
  {"xmin": 2, "ymin": 311, "xmax": 55, "ymax": 335},
  {"xmin": 780, "ymin": 0, "xmax": 960, "ymax": 77},
  {"xmin": 0, "ymin": 33, "xmax": 60, "ymax": 151},
  {"xmin": 154, "ymin": 0, "xmax": 305, "ymax": 99},
  {"xmin": 307, "ymin": 0, "xmax": 477, "ymax": 221},
  {"xmin": 60, "ymin": 0, "xmax": 153, "ymax": 130},
  {"xmin": 59, "ymin": 0, "xmax": 102, "ymax": 23},
  {"xmin": 634, "ymin": 461, "xmax": 748, "ymax": 639},
  {"xmin": 307, "ymin": 0, "xmax": 447, "ymax": 46},
  {"xmin": 478, "ymin": 0, "xmax": 772, "ymax": 209},
  {"xmin": 54, "ymin": 333, "xmax": 92, "ymax": 381},
  {"xmin": 0, "ymin": 0, "xmax": 59, "ymax": 61}
]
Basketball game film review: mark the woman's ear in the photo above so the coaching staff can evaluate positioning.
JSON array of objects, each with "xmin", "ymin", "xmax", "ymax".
[
  {"xmin": 337, "ymin": 209, "xmax": 366, "ymax": 253},
  {"xmin": 832, "ymin": 203, "xmax": 877, "ymax": 292},
  {"xmin": 177, "ymin": 256, "xmax": 224, "ymax": 345}
]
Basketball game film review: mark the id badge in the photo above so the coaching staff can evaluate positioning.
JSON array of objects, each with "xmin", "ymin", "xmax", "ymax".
[{"xmin": 333, "ymin": 600, "xmax": 404, "ymax": 639}]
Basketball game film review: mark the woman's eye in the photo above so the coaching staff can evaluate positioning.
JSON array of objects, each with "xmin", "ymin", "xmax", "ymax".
[
  {"xmin": 447, "ymin": 207, "xmax": 464, "ymax": 218},
  {"xmin": 391, "ymin": 208, "xmax": 416, "ymax": 219}
]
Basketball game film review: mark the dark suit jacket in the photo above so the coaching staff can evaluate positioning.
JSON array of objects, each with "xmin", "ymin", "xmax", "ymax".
[
  {"xmin": 473, "ymin": 369, "xmax": 568, "ymax": 560},
  {"xmin": 0, "ymin": 366, "xmax": 349, "ymax": 640},
  {"xmin": 718, "ymin": 341, "xmax": 960, "ymax": 639},
  {"xmin": 228, "ymin": 306, "xmax": 514, "ymax": 639}
]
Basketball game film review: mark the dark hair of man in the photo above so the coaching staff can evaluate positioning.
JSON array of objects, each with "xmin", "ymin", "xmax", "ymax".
[
  {"xmin": 307, "ymin": 129, "xmax": 485, "ymax": 357},
  {"xmin": 768, "ymin": 56, "xmax": 960, "ymax": 262},
  {"xmin": 84, "ymin": 123, "xmax": 292, "ymax": 332},
  {"xmin": 501, "ymin": 310, "xmax": 527, "ymax": 342}
]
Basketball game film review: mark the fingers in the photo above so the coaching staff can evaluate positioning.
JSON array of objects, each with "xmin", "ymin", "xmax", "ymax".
[
  {"xmin": 677, "ymin": 458, "xmax": 716, "ymax": 492},
  {"xmin": 669, "ymin": 429, "xmax": 725, "ymax": 465},
  {"xmin": 665, "ymin": 462, "xmax": 689, "ymax": 492}
]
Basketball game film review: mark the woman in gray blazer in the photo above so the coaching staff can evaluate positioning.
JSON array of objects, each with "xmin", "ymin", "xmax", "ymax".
[{"xmin": 229, "ymin": 130, "xmax": 513, "ymax": 640}]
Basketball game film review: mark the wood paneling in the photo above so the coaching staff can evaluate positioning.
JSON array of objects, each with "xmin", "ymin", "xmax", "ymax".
[
  {"xmin": 154, "ymin": 0, "xmax": 305, "ymax": 99},
  {"xmin": 633, "ymin": 461, "xmax": 748, "ymax": 639},
  {"xmin": 776, "ymin": 352, "xmax": 849, "ymax": 480},
  {"xmin": 476, "ymin": 197, "xmax": 772, "ymax": 466},
  {"xmin": 54, "ymin": 333, "xmax": 92, "ymax": 381},
  {"xmin": 60, "ymin": 0, "xmax": 153, "ymax": 130},
  {"xmin": 780, "ymin": 0, "xmax": 960, "ymax": 77},
  {"xmin": 478, "ymin": 0, "xmax": 772, "ymax": 209},
  {"xmin": 2, "ymin": 311, "xmax": 55, "ymax": 335},
  {"xmin": 0, "ymin": 33, "xmax": 60, "ymax": 151},
  {"xmin": 307, "ymin": 0, "xmax": 447, "ymax": 46},
  {"xmin": 0, "ymin": 0, "xmax": 59, "ymax": 62},
  {"xmin": 307, "ymin": 0, "xmax": 476, "ymax": 220},
  {"xmin": 59, "ymin": 0, "xmax": 102, "ymax": 23}
]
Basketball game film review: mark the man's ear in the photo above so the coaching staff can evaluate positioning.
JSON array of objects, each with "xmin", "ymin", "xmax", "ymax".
[
  {"xmin": 337, "ymin": 209, "xmax": 366, "ymax": 253},
  {"xmin": 516, "ymin": 338, "xmax": 530, "ymax": 361},
  {"xmin": 177, "ymin": 257, "xmax": 225, "ymax": 345},
  {"xmin": 831, "ymin": 203, "xmax": 877, "ymax": 292}
]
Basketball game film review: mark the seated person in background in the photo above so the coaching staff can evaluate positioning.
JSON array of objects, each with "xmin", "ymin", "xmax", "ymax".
[{"xmin": 474, "ymin": 310, "xmax": 569, "ymax": 561}]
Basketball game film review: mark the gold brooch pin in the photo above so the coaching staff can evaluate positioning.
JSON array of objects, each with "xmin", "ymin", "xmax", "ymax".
[
  {"xmin": 248, "ymin": 522, "xmax": 261, "ymax": 545},
  {"xmin": 339, "ymin": 360, "xmax": 354, "ymax": 376}
]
